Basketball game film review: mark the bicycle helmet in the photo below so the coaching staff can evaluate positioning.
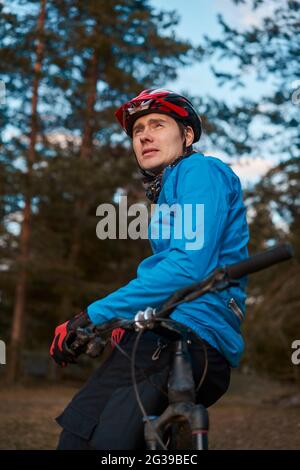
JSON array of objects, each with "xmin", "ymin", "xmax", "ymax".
[{"xmin": 115, "ymin": 88, "xmax": 202, "ymax": 143}]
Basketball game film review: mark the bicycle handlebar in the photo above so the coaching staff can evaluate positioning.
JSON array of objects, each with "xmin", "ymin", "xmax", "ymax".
[{"xmin": 225, "ymin": 242, "xmax": 294, "ymax": 279}]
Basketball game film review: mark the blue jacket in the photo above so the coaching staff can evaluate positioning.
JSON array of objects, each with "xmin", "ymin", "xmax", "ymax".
[{"xmin": 88, "ymin": 152, "xmax": 249, "ymax": 367}]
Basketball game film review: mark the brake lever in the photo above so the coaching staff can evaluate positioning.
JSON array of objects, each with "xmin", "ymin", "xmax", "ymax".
[
  {"xmin": 70, "ymin": 326, "xmax": 107, "ymax": 359},
  {"xmin": 69, "ymin": 327, "xmax": 95, "ymax": 354}
]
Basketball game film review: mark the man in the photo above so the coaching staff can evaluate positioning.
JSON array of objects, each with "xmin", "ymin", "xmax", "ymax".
[{"xmin": 51, "ymin": 89, "xmax": 249, "ymax": 450}]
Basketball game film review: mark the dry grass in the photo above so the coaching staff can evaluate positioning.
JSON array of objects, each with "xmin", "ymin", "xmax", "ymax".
[{"xmin": 0, "ymin": 372, "xmax": 299, "ymax": 450}]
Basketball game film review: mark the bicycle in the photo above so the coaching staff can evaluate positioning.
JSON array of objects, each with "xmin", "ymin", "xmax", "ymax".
[{"xmin": 70, "ymin": 242, "xmax": 294, "ymax": 450}]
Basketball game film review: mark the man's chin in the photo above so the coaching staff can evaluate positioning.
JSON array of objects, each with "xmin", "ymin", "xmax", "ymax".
[{"xmin": 141, "ymin": 160, "xmax": 165, "ymax": 174}]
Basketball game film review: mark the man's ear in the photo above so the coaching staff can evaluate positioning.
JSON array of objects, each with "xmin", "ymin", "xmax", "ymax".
[{"xmin": 185, "ymin": 126, "xmax": 194, "ymax": 147}]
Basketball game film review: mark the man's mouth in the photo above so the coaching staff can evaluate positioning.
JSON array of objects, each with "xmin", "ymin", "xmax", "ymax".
[{"xmin": 142, "ymin": 148, "xmax": 159, "ymax": 156}]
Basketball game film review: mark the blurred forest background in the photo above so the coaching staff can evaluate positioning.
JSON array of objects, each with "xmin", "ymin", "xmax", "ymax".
[{"xmin": 0, "ymin": 0, "xmax": 299, "ymax": 388}]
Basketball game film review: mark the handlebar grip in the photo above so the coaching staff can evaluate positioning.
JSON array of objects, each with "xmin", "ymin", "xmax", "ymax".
[{"xmin": 225, "ymin": 243, "xmax": 294, "ymax": 279}]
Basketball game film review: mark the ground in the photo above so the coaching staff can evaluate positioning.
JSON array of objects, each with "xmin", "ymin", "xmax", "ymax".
[{"xmin": 0, "ymin": 371, "xmax": 299, "ymax": 450}]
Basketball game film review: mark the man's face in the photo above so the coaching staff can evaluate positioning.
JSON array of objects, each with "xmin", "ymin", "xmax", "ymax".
[{"xmin": 132, "ymin": 113, "xmax": 194, "ymax": 173}]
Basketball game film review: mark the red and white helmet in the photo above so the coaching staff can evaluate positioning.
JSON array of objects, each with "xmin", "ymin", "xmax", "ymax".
[{"xmin": 115, "ymin": 88, "xmax": 202, "ymax": 142}]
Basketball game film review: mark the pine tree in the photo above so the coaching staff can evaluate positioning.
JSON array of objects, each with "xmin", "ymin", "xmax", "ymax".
[
  {"xmin": 0, "ymin": 0, "xmax": 48, "ymax": 382},
  {"xmin": 200, "ymin": 0, "xmax": 300, "ymax": 160}
]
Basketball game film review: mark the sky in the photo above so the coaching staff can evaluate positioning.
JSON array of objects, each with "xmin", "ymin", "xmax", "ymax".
[
  {"xmin": 151, "ymin": 0, "xmax": 278, "ymax": 184},
  {"xmin": 151, "ymin": 0, "xmax": 275, "ymax": 102}
]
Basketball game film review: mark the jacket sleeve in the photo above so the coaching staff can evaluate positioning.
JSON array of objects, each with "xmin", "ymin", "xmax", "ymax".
[{"xmin": 87, "ymin": 158, "xmax": 230, "ymax": 325}]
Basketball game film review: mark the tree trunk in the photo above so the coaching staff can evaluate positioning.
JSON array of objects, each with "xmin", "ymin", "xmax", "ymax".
[{"xmin": 7, "ymin": 0, "xmax": 46, "ymax": 383}]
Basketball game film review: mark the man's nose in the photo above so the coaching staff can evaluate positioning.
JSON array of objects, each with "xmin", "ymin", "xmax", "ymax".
[{"xmin": 140, "ymin": 128, "xmax": 153, "ymax": 143}]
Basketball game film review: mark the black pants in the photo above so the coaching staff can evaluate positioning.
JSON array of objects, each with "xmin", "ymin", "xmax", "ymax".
[{"xmin": 56, "ymin": 329, "xmax": 230, "ymax": 450}]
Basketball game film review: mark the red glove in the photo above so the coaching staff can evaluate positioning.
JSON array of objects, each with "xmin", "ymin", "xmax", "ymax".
[
  {"xmin": 50, "ymin": 310, "xmax": 92, "ymax": 367},
  {"xmin": 111, "ymin": 328, "xmax": 126, "ymax": 349}
]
